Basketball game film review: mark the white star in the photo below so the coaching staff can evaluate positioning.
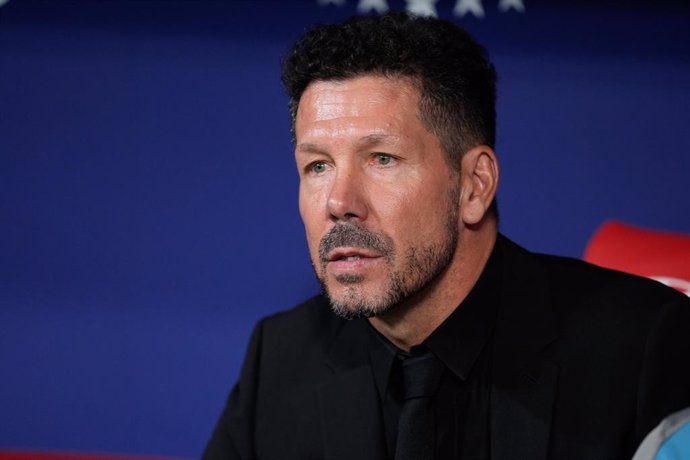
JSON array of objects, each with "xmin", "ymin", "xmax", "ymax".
[
  {"xmin": 357, "ymin": 0, "xmax": 389, "ymax": 14},
  {"xmin": 318, "ymin": 0, "xmax": 346, "ymax": 6},
  {"xmin": 498, "ymin": 0, "xmax": 525, "ymax": 13},
  {"xmin": 453, "ymin": 0, "xmax": 485, "ymax": 18},
  {"xmin": 405, "ymin": 0, "xmax": 439, "ymax": 18}
]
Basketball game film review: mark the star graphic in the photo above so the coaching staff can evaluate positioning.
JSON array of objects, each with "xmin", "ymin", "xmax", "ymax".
[
  {"xmin": 405, "ymin": 0, "xmax": 439, "ymax": 18},
  {"xmin": 453, "ymin": 0, "xmax": 485, "ymax": 18},
  {"xmin": 357, "ymin": 0, "xmax": 389, "ymax": 14},
  {"xmin": 318, "ymin": 0, "xmax": 346, "ymax": 6},
  {"xmin": 498, "ymin": 0, "xmax": 525, "ymax": 13}
]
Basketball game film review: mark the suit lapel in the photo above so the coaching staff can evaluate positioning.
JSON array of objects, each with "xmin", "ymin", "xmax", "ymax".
[
  {"xmin": 318, "ymin": 319, "xmax": 387, "ymax": 460},
  {"xmin": 491, "ymin": 236, "xmax": 561, "ymax": 460}
]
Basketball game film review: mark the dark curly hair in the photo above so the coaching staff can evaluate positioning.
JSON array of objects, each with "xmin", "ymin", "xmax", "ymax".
[{"xmin": 281, "ymin": 12, "xmax": 497, "ymax": 171}]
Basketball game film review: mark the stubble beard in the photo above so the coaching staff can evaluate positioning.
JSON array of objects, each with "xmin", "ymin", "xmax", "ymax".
[{"xmin": 313, "ymin": 186, "xmax": 460, "ymax": 320}]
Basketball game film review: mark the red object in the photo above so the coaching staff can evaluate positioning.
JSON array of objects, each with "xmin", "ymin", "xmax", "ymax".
[{"xmin": 584, "ymin": 220, "xmax": 690, "ymax": 296}]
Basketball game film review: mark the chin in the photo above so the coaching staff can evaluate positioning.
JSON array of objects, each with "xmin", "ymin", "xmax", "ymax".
[{"xmin": 325, "ymin": 284, "xmax": 400, "ymax": 320}]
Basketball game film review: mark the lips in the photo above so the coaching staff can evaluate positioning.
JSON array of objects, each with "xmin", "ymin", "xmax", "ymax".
[
  {"xmin": 327, "ymin": 248, "xmax": 381, "ymax": 263},
  {"xmin": 324, "ymin": 248, "xmax": 383, "ymax": 277},
  {"xmin": 318, "ymin": 222, "xmax": 393, "ymax": 269}
]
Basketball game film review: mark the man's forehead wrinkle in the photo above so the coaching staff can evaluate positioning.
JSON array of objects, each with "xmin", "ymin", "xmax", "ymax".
[
  {"xmin": 298, "ymin": 127, "xmax": 403, "ymax": 152},
  {"xmin": 312, "ymin": 95, "xmax": 397, "ymax": 121},
  {"xmin": 306, "ymin": 78, "xmax": 416, "ymax": 121},
  {"xmin": 295, "ymin": 76, "xmax": 427, "ymax": 153}
]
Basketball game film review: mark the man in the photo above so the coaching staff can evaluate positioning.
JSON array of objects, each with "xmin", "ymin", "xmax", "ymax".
[{"xmin": 204, "ymin": 12, "xmax": 690, "ymax": 460}]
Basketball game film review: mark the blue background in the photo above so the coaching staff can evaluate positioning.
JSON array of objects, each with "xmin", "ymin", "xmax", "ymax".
[{"xmin": 1, "ymin": 0, "xmax": 689, "ymax": 457}]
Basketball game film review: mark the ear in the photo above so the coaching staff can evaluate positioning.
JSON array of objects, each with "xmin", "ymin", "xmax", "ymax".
[{"xmin": 459, "ymin": 145, "xmax": 499, "ymax": 225}]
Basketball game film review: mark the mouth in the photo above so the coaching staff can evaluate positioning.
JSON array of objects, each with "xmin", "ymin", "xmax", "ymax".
[
  {"xmin": 323, "ymin": 248, "xmax": 384, "ymax": 278},
  {"xmin": 327, "ymin": 248, "xmax": 381, "ymax": 263}
]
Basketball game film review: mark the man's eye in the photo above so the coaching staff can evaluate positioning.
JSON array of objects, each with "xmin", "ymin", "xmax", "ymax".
[
  {"xmin": 310, "ymin": 162, "xmax": 327, "ymax": 174},
  {"xmin": 375, "ymin": 154, "xmax": 393, "ymax": 165}
]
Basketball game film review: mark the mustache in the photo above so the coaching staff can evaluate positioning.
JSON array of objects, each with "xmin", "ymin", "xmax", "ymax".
[{"xmin": 318, "ymin": 223, "xmax": 394, "ymax": 265}]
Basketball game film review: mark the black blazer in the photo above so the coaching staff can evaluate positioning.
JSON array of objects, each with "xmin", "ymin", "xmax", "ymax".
[{"xmin": 204, "ymin": 235, "xmax": 690, "ymax": 460}]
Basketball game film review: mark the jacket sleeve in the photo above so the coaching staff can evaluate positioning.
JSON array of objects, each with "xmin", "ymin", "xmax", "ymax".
[
  {"xmin": 635, "ymin": 292, "xmax": 690, "ymax": 443},
  {"xmin": 203, "ymin": 319, "xmax": 265, "ymax": 460}
]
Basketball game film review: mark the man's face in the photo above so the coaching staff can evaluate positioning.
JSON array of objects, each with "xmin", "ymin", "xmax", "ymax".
[{"xmin": 294, "ymin": 75, "xmax": 461, "ymax": 319}]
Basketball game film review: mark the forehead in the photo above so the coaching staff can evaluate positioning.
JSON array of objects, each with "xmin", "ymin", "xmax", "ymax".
[{"xmin": 295, "ymin": 75, "xmax": 424, "ymax": 138}]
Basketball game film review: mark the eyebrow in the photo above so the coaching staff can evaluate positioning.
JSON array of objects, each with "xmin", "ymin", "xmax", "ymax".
[
  {"xmin": 296, "ymin": 133, "xmax": 399, "ymax": 155},
  {"xmin": 356, "ymin": 133, "xmax": 399, "ymax": 149},
  {"xmin": 296, "ymin": 143, "xmax": 325, "ymax": 155}
]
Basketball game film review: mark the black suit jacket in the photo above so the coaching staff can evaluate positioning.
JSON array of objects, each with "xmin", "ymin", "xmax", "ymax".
[{"xmin": 203, "ymin": 236, "xmax": 690, "ymax": 460}]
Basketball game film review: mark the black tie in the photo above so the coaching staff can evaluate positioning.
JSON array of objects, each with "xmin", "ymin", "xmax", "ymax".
[{"xmin": 395, "ymin": 350, "xmax": 444, "ymax": 460}]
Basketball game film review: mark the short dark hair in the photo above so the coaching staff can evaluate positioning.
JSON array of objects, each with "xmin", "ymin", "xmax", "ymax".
[{"xmin": 281, "ymin": 11, "xmax": 497, "ymax": 171}]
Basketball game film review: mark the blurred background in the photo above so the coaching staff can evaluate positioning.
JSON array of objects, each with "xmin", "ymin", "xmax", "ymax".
[{"xmin": 1, "ymin": 0, "xmax": 689, "ymax": 457}]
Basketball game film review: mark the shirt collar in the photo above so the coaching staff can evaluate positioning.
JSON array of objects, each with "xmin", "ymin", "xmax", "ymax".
[
  {"xmin": 366, "ymin": 239, "xmax": 502, "ymax": 393},
  {"xmin": 423, "ymin": 242, "xmax": 502, "ymax": 380}
]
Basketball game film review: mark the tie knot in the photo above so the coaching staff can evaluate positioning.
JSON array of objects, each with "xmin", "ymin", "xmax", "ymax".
[{"xmin": 399, "ymin": 351, "xmax": 444, "ymax": 400}]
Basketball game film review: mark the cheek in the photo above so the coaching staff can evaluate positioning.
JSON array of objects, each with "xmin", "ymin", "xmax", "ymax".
[
  {"xmin": 377, "ymin": 181, "xmax": 452, "ymax": 241},
  {"xmin": 299, "ymin": 189, "xmax": 325, "ymax": 257},
  {"xmin": 375, "ymin": 180, "xmax": 429, "ymax": 224},
  {"xmin": 299, "ymin": 179, "xmax": 328, "ymax": 216}
]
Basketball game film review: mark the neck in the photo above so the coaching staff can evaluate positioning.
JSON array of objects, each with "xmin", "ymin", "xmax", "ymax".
[{"xmin": 368, "ymin": 225, "xmax": 497, "ymax": 352}]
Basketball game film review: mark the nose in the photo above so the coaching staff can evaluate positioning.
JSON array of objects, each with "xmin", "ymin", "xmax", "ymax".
[{"xmin": 327, "ymin": 167, "xmax": 368, "ymax": 223}]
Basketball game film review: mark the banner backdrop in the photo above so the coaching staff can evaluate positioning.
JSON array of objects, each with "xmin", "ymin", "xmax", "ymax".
[{"xmin": 1, "ymin": 0, "xmax": 688, "ymax": 457}]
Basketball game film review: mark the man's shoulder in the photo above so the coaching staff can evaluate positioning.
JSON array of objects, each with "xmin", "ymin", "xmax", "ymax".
[
  {"xmin": 499, "ymin": 234, "xmax": 689, "ymax": 312},
  {"xmin": 538, "ymin": 250, "xmax": 686, "ymax": 308}
]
